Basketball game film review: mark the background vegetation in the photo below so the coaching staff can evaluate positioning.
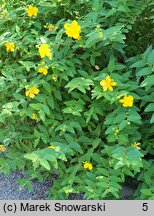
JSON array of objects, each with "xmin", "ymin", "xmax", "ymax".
[{"xmin": 0, "ymin": 0, "xmax": 154, "ymax": 199}]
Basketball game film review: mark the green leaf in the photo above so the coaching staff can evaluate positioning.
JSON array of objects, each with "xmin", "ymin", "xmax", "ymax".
[
  {"xmin": 42, "ymin": 81, "xmax": 51, "ymax": 93},
  {"xmin": 30, "ymin": 103, "xmax": 42, "ymax": 110},
  {"xmin": 42, "ymin": 105, "xmax": 50, "ymax": 115},
  {"xmin": 63, "ymin": 99, "xmax": 84, "ymax": 116},
  {"xmin": 110, "ymin": 181, "xmax": 121, "ymax": 190},
  {"xmin": 38, "ymin": 110, "xmax": 45, "ymax": 122},
  {"xmin": 112, "ymin": 147, "xmax": 127, "ymax": 161},
  {"xmin": 85, "ymin": 179, "xmax": 94, "ymax": 187},
  {"xmin": 140, "ymin": 75, "xmax": 154, "ymax": 87},
  {"xmin": 118, "ymin": 134, "xmax": 128, "ymax": 144},
  {"xmin": 144, "ymin": 172, "xmax": 152, "ymax": 185},
  {"xmin": 69, "ymin": 142, "xmax": 83, "ymax": 154},
  {"xmin": 115, "ymin": 161, "xmax": 126, "ymax": 169},
  {"xmin": 47, "ymin": 95, "xmax": 54, "ymax": 109},
  {"xmin": 108, "ymin": 55, "xmax": 115, "ymax": 73},
  {"xmin": 92, "ymin": 0, "xmax": 100, "ymax": 11},
  {"xmin": 86, "ymin": 172, "xmax": 96, "ymax": 181},
  {"xmin": 104, "ymin": 145, "xmax": 113, "ymax": 156},
  {"xmin": 54, "ymin": 90, "xmax": 62, "ymax": 101},
  {"xmin": 40, "ymin": 159, "xmax": 50, "ymax": 170},
  {"xmin": 150, "ymin": 113, "xmax": 154, "ymax": 123},
  {"xmin": 19, "ymin": 61, "xmax": 35, "ymax": 71},
  {"xmin": 145, "ymin": 103, "xmax": 154, "ymax": 112},
  {"xmin": 137, "ymin": 67, "xmax": 152, "ymax": 77},
  {"xmin": 85, "ymin": 31, "xmax": 101, "ymax": 48},
  {"xmin": 141, "ymin": 189, "xmax": 152, "ymax": 196},
  {"xmin": 92, "ymin": 153, "xmax": 102, "ymax": 163},
  {"xmin": 24, "ymin": 153, "xmax": 38, "ymax": 160},
  {"xmin": 107, "ymin": 133, "xmax": 117, "ymax": 142},
  {"xmin": 65, "ymin": 77, "xmax": 93, "ymax": 93},
  {"xmin": 119, "ymin": 120, "xmax": 127, "ymax": 130},
  {"xmin": 128, "ymin": 147, "xmax": 144, "ymax": 164},
  {"xmin": 128, "ymin": 110, "xmax": 141, "ymax": 124},
  {"xmin": 97, "ymin": 181, "xmax": 108, "ymax": 188},
  {"xmin": 92, "ymin": 138, "xmax": 101, "ymax": 148},
  {"xmin": 147, "ymin": 49, "xmax": 154, "ymax": 66},
  {"xmin": 130, "ymin": 60, "xmax": 145, "ymax": 68}
]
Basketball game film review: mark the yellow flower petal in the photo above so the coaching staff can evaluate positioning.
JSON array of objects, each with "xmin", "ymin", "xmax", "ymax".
[
  {"xmin": 106, "ymin": 75, "xmax": 111, "ymax": 82},
  {"xmin": 64, "ymin": 23, "xmax": 70, "ymax": 30},
  {"xmin": 100, "ymin": 80, "xmax": 106, "ymax": 86},
  {"xmin": 132, "ymin": 142, "xmax": 141, "ymax": 149},
  {"xmin": 29, "ymin": 92, "xmax": 35, "ymax": 98},
  {"xmin": 108, "ymin": 86, "xmax": 113, "ymax": 91},
  {"xmin": 111, "ymin": 81, "xmax": 117, "ymax": 86},
  {"xmin": 103, "ymin": 85, "xmax": 108, "ymax": 91}
]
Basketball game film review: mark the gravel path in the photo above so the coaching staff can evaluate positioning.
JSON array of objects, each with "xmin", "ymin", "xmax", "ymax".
[{"xmin": 0, "ymin": 171, "xmax": 52, "ymax": 200}]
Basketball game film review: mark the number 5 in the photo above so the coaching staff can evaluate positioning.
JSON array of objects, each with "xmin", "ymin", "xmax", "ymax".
[{"xmin": 142, "ymin": 203, "xmax": 148, "ymax": 211}]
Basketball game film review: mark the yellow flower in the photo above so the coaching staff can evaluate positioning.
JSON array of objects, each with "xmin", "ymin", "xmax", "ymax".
[
  {"xmin": 64, "ymin": 20, "xmax": 81, "ymax": 40},
  {"xmin": 38, "ymin": 44, "xmax": 52, "ymax": 58},
  {"xmin": 83, "ymin": 161, "xmax": 93, "ymax": 170},
  {"xmin": 5, "ymin": 42, "xmax": 15, "ymax": 52},
  {"xmin": 26, "ymin": 5, "xmax": 38, "ymax": 17},
  {"xmin": 38, "ymin": 61, "xmax": 48, "ymax": 75},
  {"xmin": 100, "ymin": 75, "xmax": 117, "ymax": 91},
  {"xmin": 48, "ymin": 145, "xmax": 56, "ymax": 149},
  {"xmin": 0, "ymin": 145, "xmax": 6, "ymax": 152},
  {"xmin": 119, "ymin": 95, "xmax": 134, "ymax": 107},
  {"xmin": 25, "ymin": 86, "xmax": 40, "ymax": 98},
  {"xmin": 31, "ymin": 113, "xmax": 38, "ymax": 120},
  {"xmin": 38, "ymin": 68, "xmax": 48, "ymax": 75},
  {"xmin": 132, "ymin": 142, "xmax": 141, "ymax": 150}
]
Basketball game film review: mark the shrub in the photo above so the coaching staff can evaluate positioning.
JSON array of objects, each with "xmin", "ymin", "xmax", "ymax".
[{"xmin": 0, "ymin": 0, "xmax": 154, "ymax": 199}]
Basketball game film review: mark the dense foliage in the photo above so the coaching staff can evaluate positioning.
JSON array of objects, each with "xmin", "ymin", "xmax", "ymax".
[{"xmin": 0, "ymin": 0, "xmax": 154, "ymax": 199}]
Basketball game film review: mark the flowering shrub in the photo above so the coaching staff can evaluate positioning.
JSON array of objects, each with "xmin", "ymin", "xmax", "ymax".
[{"xmin": 0, "ymin": 0, "xmax": 154, "ymax": 199}]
